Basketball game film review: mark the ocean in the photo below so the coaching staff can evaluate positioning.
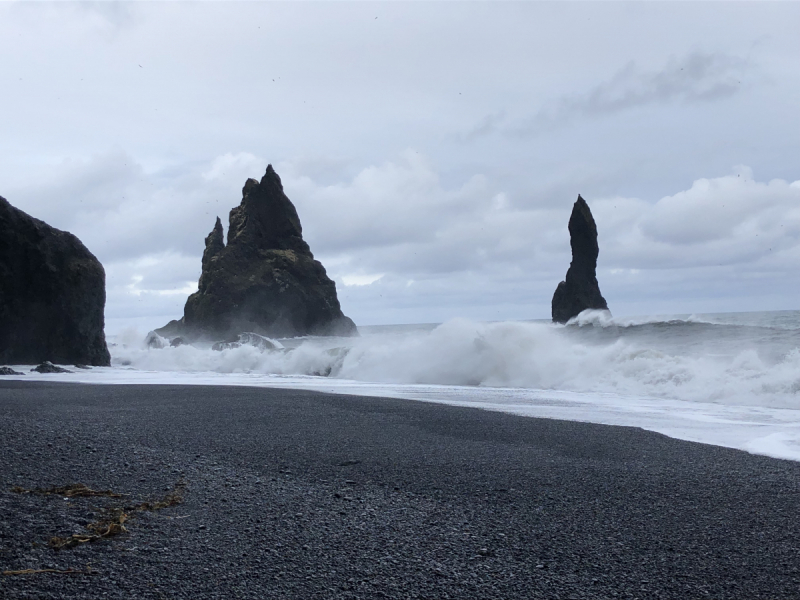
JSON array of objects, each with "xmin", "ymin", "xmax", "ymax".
[{"xmin": 12, "ymin": 310, "xmax": 800, "ymax": 462}]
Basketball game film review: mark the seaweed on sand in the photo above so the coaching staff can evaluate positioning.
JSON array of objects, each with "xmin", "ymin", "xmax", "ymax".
[
  {"xmin": 9, "ymin": 480, "xmax": 187, "ymax": 550},
  {"xmin": 11, "ymin": 483, "xmax": 125, "ymax": 498}
]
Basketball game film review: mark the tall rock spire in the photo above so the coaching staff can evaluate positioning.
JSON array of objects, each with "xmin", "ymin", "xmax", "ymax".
[{"xmin": 551, "ymin": 195, "xmax": 609, "ymax": 323}]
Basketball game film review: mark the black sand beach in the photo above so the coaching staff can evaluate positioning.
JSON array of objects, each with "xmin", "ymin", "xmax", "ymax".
[{"xmin": 1, "ymin": 381, "xmax": 799, "ymax": 599}]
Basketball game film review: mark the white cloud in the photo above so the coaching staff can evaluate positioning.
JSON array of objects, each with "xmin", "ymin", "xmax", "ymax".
[
  {"xmin": 341, "ymin": 273, "xmax": 384, "ymax": 287},
  {"xmin": 594, "ymin": 167, "xmax": 800, "ymax": 270},
  {"xmin": 126, "ymin": 275, "xmax": 198, "ymax": 298},
  {"xmin": 202, "ymin": 152, "xmax": 262, "ymax": 182},
  {"xmin": 284, "ymin": 151, "xmax": 486, "ymax": 252},
  {"xmin": 283, "ymin": 151, "xmax": 565, "ymax": 281}
]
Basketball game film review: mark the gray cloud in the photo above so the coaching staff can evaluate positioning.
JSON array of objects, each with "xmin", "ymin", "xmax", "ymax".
[
  {"xmin": 7, "ymin": 1, "xmax": 140, "ymax": 38},
  {"xmin": 458, "ymin": 111, "xmax": 507, "ymax": 143},
  {"xmin": 592, "ymin": 167, "xmax": 800, "ymax": 271},
  {"xmin": 9, "ymin": 150, "xmax": 799, "ymax": 331},
  {"xmin": 567, "ymin": 51, "xmax": 748, "ymax": 110},
  {"xmin": 1, "ymin": 1, "xmax": 798, "ymax": 330},
  {"xmin": 466, "ymin": 51, "xmax": 751, "ymax": 140},
  {"xmin": 71, "ymin": 2, "xmax": 139, "ymax": 30}
]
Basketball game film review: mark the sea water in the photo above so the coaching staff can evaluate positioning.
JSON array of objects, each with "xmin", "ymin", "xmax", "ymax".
[{"xmin": 11, "ymin": 310, "xmax": 800, "ymax": 462}]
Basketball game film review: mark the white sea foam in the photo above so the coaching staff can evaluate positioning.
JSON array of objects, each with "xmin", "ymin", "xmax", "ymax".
[
  {"xmin": 109, "ymin": 316, "xmax": 800, "ymax": 409},
  {"xmin": 565, "ymin": 308, "xmax": 714, "ymax": 328}
]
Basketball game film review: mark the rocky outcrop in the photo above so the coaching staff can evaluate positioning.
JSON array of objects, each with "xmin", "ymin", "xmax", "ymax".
[
  {"xmin": 551, "ymin": 195, "xmax": 609, "ymax": 323},
  {"xmin": 157, "ymin": 165, "xmax": 356, "ymax": 340},
  {"xmin": 31, "ymin": 361, "xmax": 72, "ymax": 374},
  {"xmin": 0, "ymin": 196, "xmax": 111, "ymax": 366}
]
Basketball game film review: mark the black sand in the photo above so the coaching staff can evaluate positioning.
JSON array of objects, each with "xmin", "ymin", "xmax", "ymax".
[{"xmin": 1, "ymin": 381, "xmax": 799, "ymax": 599}]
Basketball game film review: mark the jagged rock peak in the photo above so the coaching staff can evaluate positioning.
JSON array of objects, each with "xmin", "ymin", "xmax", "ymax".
[
  {"xmin": 551, "ymin": 195, "xmax": 609, "ymax": 324},
  {"xmin": 262, "ymin": 163, "xmax": 281, "ymax": 186},
  {"xmin": 156, "ymin": 164, "xmax": 357, "ymax": 340},
  {"xmin": 227, "ymin": 164, "xmax": 307, "ymax": 253}
]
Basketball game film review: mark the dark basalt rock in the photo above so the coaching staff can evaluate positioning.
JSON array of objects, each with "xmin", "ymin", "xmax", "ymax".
[
  {"xmin": 31, "ymin": 361, "xmax": 73, "ymax": 374},
  {"xmin": 0, "ymin": 366, "xmax": 24, "ymax": 375},
  {"xmin": 551, "ymin": 195, "xmax": 609, "ymax": 323},
  {"xmin": 0, "ymin": 196, "xmax": 111, "ymax": 366},
  {"xmin": 157, "ymin": 165, "xmax": 357, "ymax": 340}
]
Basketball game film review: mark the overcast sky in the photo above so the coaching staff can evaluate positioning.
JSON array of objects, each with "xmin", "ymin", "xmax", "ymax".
[{"xmin": 1, "ymin": 1, "xmax": 798, "ymax": 334}]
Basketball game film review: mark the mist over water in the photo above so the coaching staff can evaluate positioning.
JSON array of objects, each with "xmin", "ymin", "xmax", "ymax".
[{"xmin": 111, "ymin": 310, "xmax": 800, "ymax": 410}]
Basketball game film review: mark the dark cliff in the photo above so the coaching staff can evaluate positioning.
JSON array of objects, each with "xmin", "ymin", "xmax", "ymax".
[
  {"xmin": 551, "ymin": 195, "xmax": 609, "ymax": 323},
  {"xmin": 0, "ymin": 196, "xmax": 111, "ymax": 365}
]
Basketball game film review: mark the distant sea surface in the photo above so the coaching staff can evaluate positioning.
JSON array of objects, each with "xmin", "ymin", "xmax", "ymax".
[{"xmin": 13, "ymin": 310, "xmax": 800, "ymax": 462}]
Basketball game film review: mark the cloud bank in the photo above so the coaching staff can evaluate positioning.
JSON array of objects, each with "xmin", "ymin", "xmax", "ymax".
[
  {"xmin": 0, "ymin": 1, "xmax": 797, "ymax": 330},
  {"xmin": 7, "ymin": 151, "xmax": 798, "ymax": 332}
]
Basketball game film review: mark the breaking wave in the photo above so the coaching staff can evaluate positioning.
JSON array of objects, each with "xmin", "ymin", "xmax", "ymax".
[{"xmin": 111, "ymin": 313, "xmax": 800, "ymax": 409}]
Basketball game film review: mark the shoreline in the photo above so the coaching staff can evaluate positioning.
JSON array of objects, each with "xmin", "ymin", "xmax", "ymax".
[
  {"xmin": 2, "ymin": 380, "xmax": 800, "ymax": 599},
  {"xmin": 4, "ymin": 369, "xmax": 800, "ymax": 463}
]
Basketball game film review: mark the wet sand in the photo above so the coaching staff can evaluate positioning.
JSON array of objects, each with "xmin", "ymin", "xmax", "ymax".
[{"xmin": 1, "ymin": 380, "xmax": 799, "ymax": 599}]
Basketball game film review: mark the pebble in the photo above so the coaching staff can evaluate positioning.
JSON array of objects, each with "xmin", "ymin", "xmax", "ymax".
[{"xmin": 2, "ymin": 382, "xmax": 799, "ymax": 600}]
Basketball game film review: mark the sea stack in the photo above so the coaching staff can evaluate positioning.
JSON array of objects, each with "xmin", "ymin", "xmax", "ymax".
[
  {"xmin": 551, "ymin": 195, "xmax": 609, "ymax": 323},
  {"xmin": 0, "ymin": 196, "xmax": 111, "ymax": 366},
  {"xmin": 157, "ymin": 164, "xmax": 357, "ymax": 340}
]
